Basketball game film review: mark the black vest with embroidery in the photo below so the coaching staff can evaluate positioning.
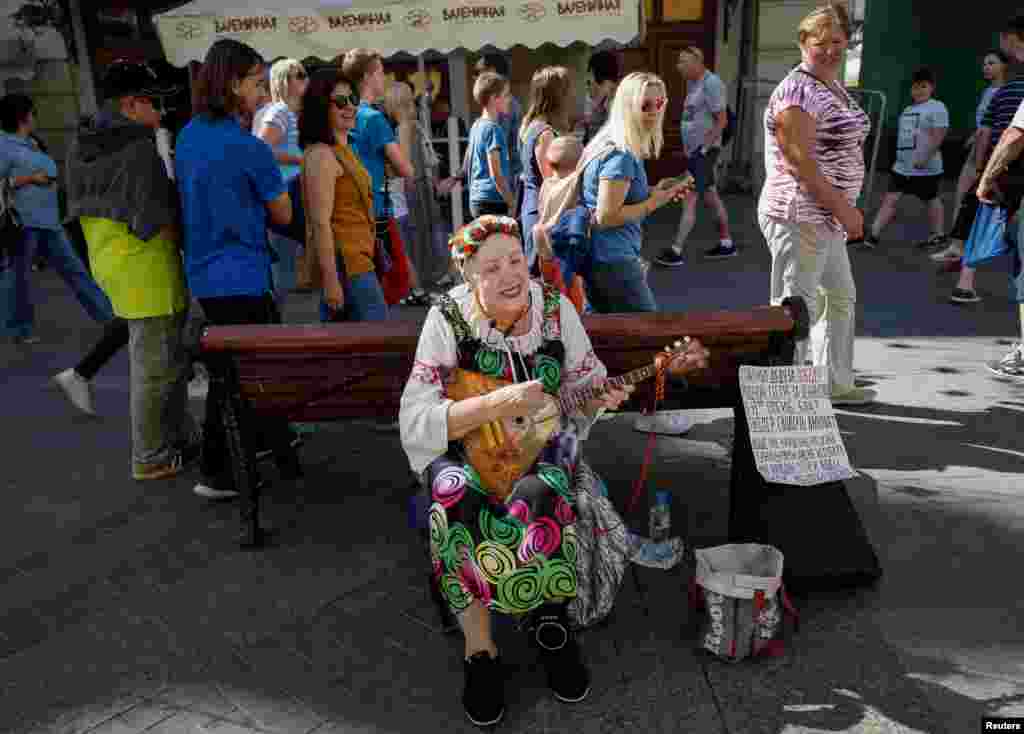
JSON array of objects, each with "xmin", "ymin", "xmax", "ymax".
[{"xmin": 435, "ymin": 282, "xmax": 566, "ymax": 395}]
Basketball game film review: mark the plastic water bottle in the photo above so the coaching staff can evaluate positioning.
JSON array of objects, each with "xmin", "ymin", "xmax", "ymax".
[{"xmin": 650, "ymin": 490, "xmax": 671, "ymax": 542}]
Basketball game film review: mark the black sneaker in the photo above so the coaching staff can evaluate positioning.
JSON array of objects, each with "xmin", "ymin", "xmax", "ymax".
[
  {"xmin": 255, "ymin": 432, "xmax": 304, "ymax": 461},
  {"xmin": 704, "ymin": 243, "xmax": 738, "ymax": 259},
  {"xmin": 916, "ymin": 233, "xmax": 949, "ymax": 250},
  {"xmin": 531, "ymin": 609, "xmax": 591, "ymax": 703},
  {"xmin": 950, "ymin": 288, "xmax": 981, "ymax": 304},
  {"xmin": 654, "ymin": 247, "xmax": 685, "ymax": 267},
  {"xmin": 177, "ymin": 429, "xmax": 204, "ymax": 466},
  {"xmin": 849, "ymin": 234, "xmax": 879, "ymax": 249},
  {"xmin": 462, "ymin": 651, "xmax": 505, "ymax": 727}
]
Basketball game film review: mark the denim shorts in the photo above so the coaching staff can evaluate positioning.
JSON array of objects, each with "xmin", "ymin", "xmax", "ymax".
[{"xmin": 686, "ymin": 147, "xmax": 720, "ymax": 194}]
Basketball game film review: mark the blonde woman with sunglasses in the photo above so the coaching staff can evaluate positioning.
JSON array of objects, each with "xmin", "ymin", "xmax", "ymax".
[{"xmin": 580, "ymin": 72, "xmax": 689, "ymax": 314}]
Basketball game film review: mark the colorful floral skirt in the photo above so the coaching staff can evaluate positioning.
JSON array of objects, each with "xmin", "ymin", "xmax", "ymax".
[
  {"xmin": 425, "ymin": 443, "xmax": 580, "ymax": 618},
  {"xmin": 423, "ymin": 435, "xmax": 634, "ymax": 627}
]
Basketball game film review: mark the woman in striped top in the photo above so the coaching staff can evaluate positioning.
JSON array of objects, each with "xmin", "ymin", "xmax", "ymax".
[
  {"xmin": 757, "ymin": 3, "xmax": 875, "ymax": 406},
  {"xmin": 254, "ymin": 58, "xmax": 308, "ymax": 312}
]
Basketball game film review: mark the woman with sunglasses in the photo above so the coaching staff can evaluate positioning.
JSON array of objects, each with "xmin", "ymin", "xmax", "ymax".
[
  {"xmin": 580, "ymin": 72, "xmax": 690, "ymax": 314},
  {"xmin": 254, "ymin": 58, "xmax": 309, "ymax": 312},
  {"xmin": 300, "ymin": 67, "xmax": 387, "ymax": 323}
]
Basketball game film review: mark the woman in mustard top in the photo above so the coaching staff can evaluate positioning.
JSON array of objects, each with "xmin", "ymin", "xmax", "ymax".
[{"xmin": 300, "ymin": 67, "xmax": 388, "ymax": 322}]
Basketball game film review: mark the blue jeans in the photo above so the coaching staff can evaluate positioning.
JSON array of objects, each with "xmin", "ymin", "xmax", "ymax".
[
  {"xmin": 319, "ymin": 264, "xmax": 389, "ymax": 323},
  {"xmin": 1, "ymin": 226, "xmax": 113, "ymax": 337},
  {"xmin": 1012, "ymin": 209, "xmax": 1024, "ymax": 304},
  {"xmin": 585, "ymin": 257, "xmax": 658, "ymax": 314},
  {"xmin": 268, "ymin": 231, "xmax": 299, "ymax": 312}
]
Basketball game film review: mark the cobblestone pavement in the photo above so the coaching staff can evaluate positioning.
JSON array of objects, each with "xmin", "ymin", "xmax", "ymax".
[{"xmin": 2, "ymin": 177, "xmax": 1022, "ymax": 733}]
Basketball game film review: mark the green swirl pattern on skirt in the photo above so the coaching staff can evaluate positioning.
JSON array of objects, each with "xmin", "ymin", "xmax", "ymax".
[
  {"xmin": 533, "ymin": 354, "xmax": 562, "ymax": 393},
  {"xmin": 542, "ymin": 558, "xmax": 576, "ymax": 598},
  {"xmin": 475, "ymin": 347, "xmax": 506, "ymax": 378},
  {"xmin": 440, "ymin": 571, "xmax": 472, "ymax": 612},
  {"xmin": 442, "ymin": 522, "xmax": 474, "ymax": 573},
  {"xmin": 479, "ymin": 504, "xmax": 525, "ymax": 548},
  {"xmin": 495, "ymin": 564, "xmax": 544, "ymax": 614},
  {"xmin": 429, "ymin": 502, "xmax": 448, "ymax": 563}
]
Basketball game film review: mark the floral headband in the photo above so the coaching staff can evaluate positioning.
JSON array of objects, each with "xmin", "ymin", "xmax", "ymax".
[{"xmin": 448, "ymin": 215, "xmax": 520, "ymax": 263}]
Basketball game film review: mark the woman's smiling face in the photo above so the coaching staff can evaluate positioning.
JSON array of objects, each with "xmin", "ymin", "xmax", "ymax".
[
  {"xmin": 331, "ymin": 80, "xmax": 358, "ymax": 136},
  {"xmin": 470, "ymin": 234, "xmax": 530, "ymax": 321}
]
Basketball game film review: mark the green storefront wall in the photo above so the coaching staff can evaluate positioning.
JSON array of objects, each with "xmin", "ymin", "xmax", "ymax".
[{"xmin": 860, "ymin": 0, "xmax": 1021, "ymax": 174}]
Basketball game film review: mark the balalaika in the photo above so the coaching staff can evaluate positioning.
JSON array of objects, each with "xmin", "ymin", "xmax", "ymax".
[{"xmin": 444, "ymin": 340, "xmax": 688, "ymax": 500}]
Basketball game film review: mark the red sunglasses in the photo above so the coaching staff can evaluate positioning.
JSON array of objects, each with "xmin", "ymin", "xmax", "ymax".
[{"xmin": 642, "ymin": 97, "xmax": 667, "ymax": 113}]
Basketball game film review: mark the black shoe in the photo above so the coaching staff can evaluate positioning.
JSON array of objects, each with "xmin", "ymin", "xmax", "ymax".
[
  {"xmin": 176, "ymin": 429, "xmax": 204, "ymax": 467},
  {"xmin": 274, "ymin": 448, "xmax": 304, "ymax": 480},
  {"xmin": 916, "ymin": 233, "xmax": 948, "ymax": 250},
  {"xmin": 654, "ymin": 247, "xmax": 685, "ymax": 267},
  {"xmin": 704, "ymin": 243, "xmax": 738, "ymax": 259},
  {"xmin": 531, "ymin": 608, "xmax": 591, "ymax": 703},
  {"xmin": 849, "ymin": 234, "xmax": 879, "ymax": 249},
  {"xmin": 950, "ymin": 288, "xmax": 981, "ymax": 304},
  {"xmin": 255, "ymin": 432, "xmax": 303, "ymax": 462},
  {"xmin": 463, "ymin": 651, "xmax": 505, "ymax": 727}
]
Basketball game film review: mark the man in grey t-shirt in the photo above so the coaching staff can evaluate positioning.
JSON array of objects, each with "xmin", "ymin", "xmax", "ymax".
[{"xmin": 655, "ymin": 46, "xmax": 736, "ymax": 267}]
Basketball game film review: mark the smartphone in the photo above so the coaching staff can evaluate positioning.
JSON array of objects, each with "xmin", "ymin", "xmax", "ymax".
[{"xmin": 660, "ymin": 175, "xmax": 693, "ymax": 189}]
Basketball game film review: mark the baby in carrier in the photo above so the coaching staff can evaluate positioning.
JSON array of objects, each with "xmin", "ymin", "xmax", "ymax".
[{"xmin": 533, "ymin": 136, "xmax": 588, "ymax": 314}]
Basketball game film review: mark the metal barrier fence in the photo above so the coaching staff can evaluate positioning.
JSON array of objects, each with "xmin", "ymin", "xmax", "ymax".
[{"xmin": 727, "ymin": 78, "xmax": 887, "ymax": 208}]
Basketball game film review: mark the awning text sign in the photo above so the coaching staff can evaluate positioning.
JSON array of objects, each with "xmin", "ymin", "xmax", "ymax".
[{"xmin": 155, "ymin": 0, "xmax": 640, "ymax": 65}]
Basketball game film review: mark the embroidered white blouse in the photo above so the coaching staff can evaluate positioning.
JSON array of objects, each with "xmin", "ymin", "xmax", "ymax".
[{"xmin": 399, "ymin": 280, "xmax": 609, "ymax": 475}]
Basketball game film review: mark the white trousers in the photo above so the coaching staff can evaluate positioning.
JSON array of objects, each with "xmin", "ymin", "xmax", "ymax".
[{"xmin": 760, "ymin": 214, "xmax": 858, "ymax": 393}]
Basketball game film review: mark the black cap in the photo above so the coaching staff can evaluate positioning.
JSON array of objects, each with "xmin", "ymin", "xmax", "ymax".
[{"xmin": 103, "ymin": 60, "xmax": 180, "ymax": 99}]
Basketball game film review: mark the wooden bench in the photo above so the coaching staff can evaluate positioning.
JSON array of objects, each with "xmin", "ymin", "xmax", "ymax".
[{"xmin": 193, "ymin": 297, "xmax": 881, "ymax": 591}]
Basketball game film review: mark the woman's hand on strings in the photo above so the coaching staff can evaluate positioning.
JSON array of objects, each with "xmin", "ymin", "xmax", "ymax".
[
  {"xmin": 486, "ymin": 379, "xmax": 547, "ymax": 420},
  {"xmin": 595, "ymin": 380, "xmax": 633, "ymax": 410}
]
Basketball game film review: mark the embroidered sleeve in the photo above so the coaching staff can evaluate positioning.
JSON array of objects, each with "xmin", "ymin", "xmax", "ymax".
[
  {"xmin": 409, "ymin": 360, "xmax": 444, "ymax": 387},
  {"xmin": 400, "ymin": 306, "xmax": 459, "ymax": 474},
  {"xmin": 557, "ymin": 296, "xmax": 608, "ymax": 439}
]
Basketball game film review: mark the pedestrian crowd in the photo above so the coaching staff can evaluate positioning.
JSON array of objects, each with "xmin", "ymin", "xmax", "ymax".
[{"xmin": 3, "ymin": 3, "xmax": 1024, "ymax": 725}]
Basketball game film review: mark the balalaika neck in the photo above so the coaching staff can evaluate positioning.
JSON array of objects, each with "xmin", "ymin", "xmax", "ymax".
[{"xmin": 557, "ymin": 362, "xmax": 658, "ymax": 415}]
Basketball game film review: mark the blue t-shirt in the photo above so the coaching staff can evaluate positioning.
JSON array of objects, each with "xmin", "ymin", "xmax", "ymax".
[
  {"xmin": 174, "ymin": 115, "xmax": 286, "ymax": 299},
  {"xmin": 0, "ymin": 132, "xmax": 60, "ymax": 230},
  {"xmin": 468, "ymin": 118, "xmax": 509, "ymax": 204},
  {"xmin": 350, "ymin": 102, "xmax": 396, "ymax": 217},
  {"xmin": 500, "ymin": 96, "xmax": 523, "ymax": 180},
  {"xmin": 581, "ymin": 148, "xmax": 649, "ymax": 264}
]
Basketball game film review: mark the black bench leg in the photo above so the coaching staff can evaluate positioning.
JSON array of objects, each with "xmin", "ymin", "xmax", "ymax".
[{"xmin": 215, "ymin": 358, "xmax": 263, "ymax": 548}]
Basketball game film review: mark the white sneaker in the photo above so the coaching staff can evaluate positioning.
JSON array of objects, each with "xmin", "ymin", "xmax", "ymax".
[
  {"xmin": 188, "ymin": 375, "xmax": 209, "ymax": 400},
  {"xmin": 53, "ymin": 368, "xmax": 96, "ymax": 416},
  {"xmin": 986, "ymin": 343, "xmax": 1024, "ymax": 380},
  {"xmin": 633, "ymin": 410, "xmax": 693, "ymax": 435},
  {"xmin": 193, "ymin": 482, "xmax": 240, "ymax": 500},
  {"xmin": 830, "ymin": 386, "xmax": 877, "ymax": 406}
]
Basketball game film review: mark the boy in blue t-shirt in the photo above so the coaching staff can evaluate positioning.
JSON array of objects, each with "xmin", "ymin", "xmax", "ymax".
[
  {"xmin": 466, "ymin": 71, "xmax": 516, "ymax": 218},
  {"xmin": 341, "ymin": 48, "xmax": 414, "ymax": 219}
]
